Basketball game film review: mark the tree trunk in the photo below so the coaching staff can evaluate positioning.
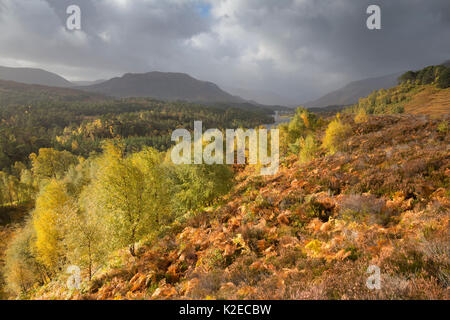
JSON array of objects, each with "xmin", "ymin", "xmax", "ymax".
[
  {"xmin": 129, "ymin": 243, "xmax": 136, "ymax": 257},
  {"xmin": 88, "ymin": 242, "xmax": 92, "ymax": 281}
]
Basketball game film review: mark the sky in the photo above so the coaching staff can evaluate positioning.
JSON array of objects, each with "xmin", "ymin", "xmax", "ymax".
[{"xmin": 0, "ymin": 0, "xmax": 450, "ymax": 104}]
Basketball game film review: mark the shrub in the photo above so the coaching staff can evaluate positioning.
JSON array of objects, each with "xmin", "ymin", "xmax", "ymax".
[
  {"xmin": 305, "ymin": 196, "xmax": 335, "ymax": 222},
  {"xmin": 299, "ymin": 135, "xmax": 319, "ymax": 163},
  {"xmin": 354, "ymin": 108, "xmax": 369, "ymax": 124},
  {"xmin": 338, "ymin": 194, "xmax": 388, "ymax": 224},
  {"xmin": 437, "ymin": 120, "xmax": 448, "ymax": 134},
  {"xmin": 322, "ymin": 116, "xmax": 352, "ymax": 154},
  {"xmin": 339, "ymin": 194, "xmax": 385, "ymax": 215},
  {"xmin": 227, "ymin": 255, "xmax": 269, "ymax": 288},
  {"xmin": 390, "ymin": 105, "xmax": 405, "ymax": 114},
  {"xmin": 188, "ymin": 271, "xmax": 223, "ymax": 299},
  {"xmin": 205, "ymin": 249, "xmax": 226, "ymax": 269}
]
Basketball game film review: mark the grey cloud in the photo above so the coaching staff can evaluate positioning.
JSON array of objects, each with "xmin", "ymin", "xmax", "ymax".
[{"xmin": 0, "ymin": 0, "xmax": 449, "ymax": 103}]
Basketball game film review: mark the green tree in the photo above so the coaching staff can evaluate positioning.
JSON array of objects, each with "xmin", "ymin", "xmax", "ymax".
[
  {"xmin": 64, "ymin": 184, "xmax": 109, "ymax": 280},
  {"xmin": 438, "ymin": 68, "xmax": 450, "ymax": 89},
  {"xmin": 287, "ymin": 107, "xmax": 316, "ymax": 143},
  {"xmin": 94, "ymin": 142, "xmax": 165, "ymax": 256},
  {"xmin": 167, "ymin": 162, "xmax": 233, "ymax": 215}
]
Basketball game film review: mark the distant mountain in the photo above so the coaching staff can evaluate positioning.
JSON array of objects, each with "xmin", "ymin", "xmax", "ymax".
[
  {"xmin": 305, "ymin": 72, "xmax": 404, "ymax": 108},
  {"xmin": 71, "ymin": 79, "xmax": 106, "ymax": 86},
  {"xmin": 223, "ymin": 86, "xmax": 296, "ymax": 107},
  {"xmin": 0, "ymin": 66, "xmax": 73, "ymax": 87},
  {"xmin": 78, "ymin": 72, "xmax": 245, "ymax": 103}
]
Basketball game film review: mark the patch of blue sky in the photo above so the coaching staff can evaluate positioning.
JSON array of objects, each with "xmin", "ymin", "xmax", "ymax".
[{"xmin": 196, "ymin": 2, "xmax": 211, "ymax": 17}]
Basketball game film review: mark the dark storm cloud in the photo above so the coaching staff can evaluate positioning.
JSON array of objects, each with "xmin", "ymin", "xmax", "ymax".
[
  {"xmin": 0, "ymin": 0, "xmax": 449, "ymax": 103},
  {"xmin": 0, "ymin": 0, "xmax": 213, "ymax": 80}
]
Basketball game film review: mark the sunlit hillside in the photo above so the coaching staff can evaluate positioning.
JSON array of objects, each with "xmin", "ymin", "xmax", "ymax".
[
  {"xmin": 348, "ymin": 64, "xmax": 450, "ymax": 116},
  {"xmin": 1, "ymin": 65, "xmax": 449, "ymax": 301},
  {"xmin": 403, "ymin": 86, "xmax": 450, "ymax": 115},
  {"xmin": 20, "ymin": 111, "xmax": 450, "ymax": 300}
]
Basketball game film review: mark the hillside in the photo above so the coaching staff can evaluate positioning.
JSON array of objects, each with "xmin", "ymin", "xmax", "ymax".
[
  {"xmin": 29, "ymin": 113, "xmax": 449, "ymax": 300},
  {"xmin": 0, "ymin": 80, "xmax": 106, "ymax": 105},
  {"xmin": 402, "ymin": 86, "xmax": 450, "ymax": 115},
  {"xmin": 0, "ymin": 66, "xmax": 72, "ymax": 87},
  {"xmin": 78, "ymin": 72, "xmax": 245, "ymax": 103},
  {"xmin": 305, "ymin": 72, "xmax": 403, "ymax": 108},
  {"xmin": 348, "ymin": 64, "xmax": 450, "ymax": 116},
  {"xmin": 349, "ymin": 84, "xmax": 450, "ymax": 116},
  {"xmin": 1, "ymin": 64, "xmax": 448, "ymax": 301}
]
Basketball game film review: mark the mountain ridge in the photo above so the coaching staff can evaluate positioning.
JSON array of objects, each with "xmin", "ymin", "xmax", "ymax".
[
  {"xmin": 0, "ymin": 66, "xmax": 250, "ymax": 105},
  {"xmin": 0, "ymin": 79, "xmax": 109, "ymax": 106},
  {"xmin": 305, "ymin": 72, "xmax": 404, "ymax": 108},
  {"xmin": 77, "ymin": 71, "xmax": 246, "ymax": 104},
  {"xmin": 0, "ymin": 66, "xmax": 73, "ymax": 87},
  {"xmin": 305, "ymin": 60, "xmax": 450, "ymax": 109}
]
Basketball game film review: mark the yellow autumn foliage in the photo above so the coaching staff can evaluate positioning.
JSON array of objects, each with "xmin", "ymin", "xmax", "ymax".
[
  {"xmin": 354, "ymin": 108, "xmax": 369, "ymax": 124},
  {"xmin": 322, "ymin": 116, "xmax": 352, "ymax": 154},
  {"xmin": 33, "ymin": 180, "xmax": 73, "ymax": 270},
  {"xmin": 304, "ymin": 239, "xmax": 323, "ymax": 258}
]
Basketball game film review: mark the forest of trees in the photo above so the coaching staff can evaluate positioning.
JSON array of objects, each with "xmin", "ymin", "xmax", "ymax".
[
  {"xmin": 2, "ymin": 138, "xmax": 235, "ymax": 295},
  {"xmin": 0, "ymin": 94, "xmax": 273, "ymax": 172},
  {"xmin": 2, "ymin": 63, "xmax": 447, "ymax": 300},
  {"xmin": 1, "ymin": 102, "xmax": 329, "ymax": 297},
  {"xmin": 6, "ymin": 71, "xmax": 430, "ymax": 298},
  {"xmin": 398, "ymin": 65, "xmax": 450, "ymax": 89},
  {"xmin": 0, "ymin": 81, "xmax": 280, "ymax": 296}
]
